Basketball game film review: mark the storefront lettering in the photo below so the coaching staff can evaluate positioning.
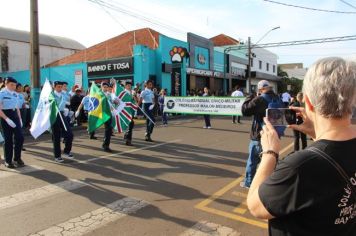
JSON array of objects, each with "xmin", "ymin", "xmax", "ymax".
[{"xmin": 87, "ymin": 58, "xmax": 133, "ymax": 77}]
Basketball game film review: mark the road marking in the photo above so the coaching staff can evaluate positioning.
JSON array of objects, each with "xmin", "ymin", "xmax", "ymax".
[
  {"xmin": 195, "ymin": 176, "xmax": 268, "ymax": 229},
  {"xmin": 231, "ymin": 191, "xmax": 248, "ymax": 214},
  {"xmin": 29, "ymin": 197, "xmax": 148, "ymax": 236},
  {"xmin": 180, "ymin": 221, "xmax": 241, "ymax": 236},
  {"xmin": 0, "ymin": 165, "xmax": 44, "ymax": 179},
  {"xmin": 76, "ymin": 139, "xmax": 182, "ymax": 164},
  {"xmin": 0, "ymin": 179, "xmax": 87, "ymax": 210}
]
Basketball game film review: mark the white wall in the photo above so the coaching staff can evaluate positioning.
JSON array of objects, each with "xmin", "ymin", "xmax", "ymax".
[
  {"xmin": 251, "ymin": 48, "xmax": 278, "ymax": 76},
  {"xmin": 5, "ymin": 40, "xmax": 78, "ymax": 72}
]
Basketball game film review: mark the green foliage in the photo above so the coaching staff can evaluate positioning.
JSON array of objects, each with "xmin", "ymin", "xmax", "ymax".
[{"xmin": 277, "ymin": 66, "xmax": 303, "ymax": 96}]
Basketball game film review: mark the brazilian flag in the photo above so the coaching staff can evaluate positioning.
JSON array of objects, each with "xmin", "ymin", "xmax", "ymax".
[{"xmin": 88, "ymin": 83, "xmax": 112, "ymax": 133}]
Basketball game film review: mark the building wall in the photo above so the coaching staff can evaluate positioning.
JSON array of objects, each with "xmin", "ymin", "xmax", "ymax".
[
  {"xmin": 251, "ymin": 48, "xmax": 278, "ymax": 76},
  {"xmin": 0, "ymin": 40, "xmax": 78, "ymax": 73}
]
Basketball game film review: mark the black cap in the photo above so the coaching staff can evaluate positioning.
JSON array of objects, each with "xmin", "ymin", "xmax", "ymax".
[
  {"xmin": 101, "ymin": 82, "xmax": 110, "ymax": 87},
  {"xmin": 54, "ymin": 81, "xmax": 63, "ymax": 86},
  {"xmin": 62, "ymin": 81, "xmax": 68, "ymax": 85},
  {"xmin": 16, "ymin": 83, "xmax": 22, "ymax": 88},
  {"xmin": 5, "ymin": 77, "xmax": 17, "ymax": 84},
  {"xmin": 125, "ymin": 81, "xmax": 132, "ymax": 85}
]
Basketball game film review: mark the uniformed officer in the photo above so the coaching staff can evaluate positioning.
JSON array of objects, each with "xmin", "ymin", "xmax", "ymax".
[
  {"xmin": 102, "ymin": 82, "xmax": 113, "ymax": 152},
  {"xmin": 138, "ymin": 80, "xmax": 156, "ymax": 142},
  {"xmin": 52, "ymin": 81, "xmax": 74, "ymax": 162},
  {"xmin": 123, "ymin": 81, "xmax": 135, "ymax": 146},
  {"xmin": 0, "ymin": 77, "xmax": 24, "ymax": 168}
]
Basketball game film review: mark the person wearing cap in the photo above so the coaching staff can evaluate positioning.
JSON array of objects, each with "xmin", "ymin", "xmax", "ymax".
[
  {"xmin": 52, "ymin": 81, "xmax": 74, "ymax": 162},
  {"xmin": 0, "ymin": 77, "xmax": 25, "ymax": 168},
  {"xmin": 138, "ymin": 80, "xmax": 156, "ymax": 142},
  {"xmin": 240, "ymin": 80, "xmax": 280, "ymax": 188},
  {"xmin": 123, "ymin": 81, "xmax": 135, "ymax": 146},
  {"xmin": 70, "ymin": 87, "xmax": 83, "ymax": 126}
]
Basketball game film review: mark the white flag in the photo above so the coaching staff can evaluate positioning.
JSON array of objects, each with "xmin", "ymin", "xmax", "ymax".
[{"xmin": 30, "ymin": 79, "xmax": 56, "ymax": 139}]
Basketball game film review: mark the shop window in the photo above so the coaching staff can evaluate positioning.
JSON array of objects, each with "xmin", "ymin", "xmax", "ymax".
[
  {"xmin": 266, "ymin": 63, "xmax": 269, "ymax": 71},
  {"xmin": 259, "ymin": 60, "xmax": 262, "ymax": 70}
]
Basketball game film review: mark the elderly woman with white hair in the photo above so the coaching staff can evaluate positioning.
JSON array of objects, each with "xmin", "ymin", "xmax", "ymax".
[{"xmin": 246, "ymin": 57, "xmax": 356, "ymax": 236}]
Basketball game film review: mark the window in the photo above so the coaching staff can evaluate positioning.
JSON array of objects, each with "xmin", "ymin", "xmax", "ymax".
[
  {"xmin": 259, "ymin": 60, "xmax": 262, "ymax": 69},
  {"xmin": 273, "ymin": 65, "xmax": 276, "ymax": 73},
  {"xmin": 250, "ymin": 58, "xmax": 254, "ymax": 67},
  {"xmin": 266, "ymin": 63, "xmax": 269, "ymax": 71}
]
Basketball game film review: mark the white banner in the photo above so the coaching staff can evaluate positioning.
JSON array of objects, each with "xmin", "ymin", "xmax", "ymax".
[{"xmin": 163, "ymin": 96, "xmax": 245, "ymax": 116}]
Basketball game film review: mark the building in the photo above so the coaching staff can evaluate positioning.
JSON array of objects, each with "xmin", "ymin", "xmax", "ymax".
[
  {"xmin": 0, "ymin": 28, "xmax": 279, "ymax": 95},
  {"xmin": 279, "ymin": 63, "xmax": 307, "ymax": 80},
  {"xmin": 0, "ymin": 26, "xmax": 85, "ymax": 73}
]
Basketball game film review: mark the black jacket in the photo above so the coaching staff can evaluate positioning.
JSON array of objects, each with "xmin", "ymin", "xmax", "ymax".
[{"xmin": 242, "ymin": 91, "xmax": 279, "ymax": 141}]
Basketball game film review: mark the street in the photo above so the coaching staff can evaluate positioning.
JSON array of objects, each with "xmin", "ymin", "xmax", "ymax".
[{"xmin": 0, "ymin": 116, "xmax": 297, "ymax": 236}]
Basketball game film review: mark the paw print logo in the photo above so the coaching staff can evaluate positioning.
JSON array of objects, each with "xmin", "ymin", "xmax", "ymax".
[{"xmin": 169, "ymin": 46, "xmax": 187, "ymax": 63}]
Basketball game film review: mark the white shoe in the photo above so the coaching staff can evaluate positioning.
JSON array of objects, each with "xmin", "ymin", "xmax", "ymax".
[
  {"xmin": 54, "ymin": 157, "xmax": 64, "ymax": 163},
  {"xmin": 203, "ymin": 126, "xmax": 207, "ymax": 129},
  {"xmin": 63, "ymin": 153, "xmax": 74, "ymax": 159},
  {"xmin": 208, "ymin": 126, "xmax": 212, "ymax": 129}
]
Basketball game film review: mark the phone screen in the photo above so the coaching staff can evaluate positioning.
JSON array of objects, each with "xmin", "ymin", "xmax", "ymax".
[{"xmin": 266, "ymin": 108, "xmax": 297, "ymax": 126}]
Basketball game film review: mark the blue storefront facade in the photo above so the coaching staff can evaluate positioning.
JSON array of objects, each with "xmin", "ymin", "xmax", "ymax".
[{"xmin": 0, "ymin": 32, "xmax": 248, "ymax": 96}]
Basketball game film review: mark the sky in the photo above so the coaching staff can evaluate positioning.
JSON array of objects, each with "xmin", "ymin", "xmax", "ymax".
[{"xmin": 1, "ymin": 0, "xmax": 356, "ymax": 67}]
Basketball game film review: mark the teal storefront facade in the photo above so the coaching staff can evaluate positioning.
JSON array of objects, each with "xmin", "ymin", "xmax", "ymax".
[{"xmin": 0, "ymin": 33, "xmax": 247, "ymax": 96}]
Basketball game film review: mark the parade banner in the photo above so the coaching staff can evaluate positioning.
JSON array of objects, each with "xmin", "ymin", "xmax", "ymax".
[{"xmin": 163, "ymin": 96, "xmax": 245, "ymax": 116}]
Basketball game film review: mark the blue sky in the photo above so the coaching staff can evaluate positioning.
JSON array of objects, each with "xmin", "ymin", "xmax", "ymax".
[{"xmin": 1, "ymin": 0, "xmax": 356, "ymax": 67}]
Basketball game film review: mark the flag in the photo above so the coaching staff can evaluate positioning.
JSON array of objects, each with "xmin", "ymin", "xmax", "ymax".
[
  {"xmin": 112, "ymin": 82, "xmax": 138, "ymax": 133},
  {"xmin": 30, "ymin": 79, "xmax": 59, "ymax": 139},
  {"xmin": 88, "ymin": 82, "xmax": 112, "ymax": 133}
]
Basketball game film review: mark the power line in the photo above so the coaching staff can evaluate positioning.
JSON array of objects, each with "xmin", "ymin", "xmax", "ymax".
[
  {"xmin": 339, "ymin": 0, "xmax": 356, "ymax": 10},
  {"xmin": 87, "ymin": 0, "xmax": 187, "ymax": 35},
  {"xmin": 263, "ymin": 0, "xmax": 356, "ymax": 14}
]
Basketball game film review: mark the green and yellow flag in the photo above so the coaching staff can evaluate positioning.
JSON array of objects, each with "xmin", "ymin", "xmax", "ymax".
[{"xmin": 88, "ymin": 83, "xmax": 112, "ymax": 133}]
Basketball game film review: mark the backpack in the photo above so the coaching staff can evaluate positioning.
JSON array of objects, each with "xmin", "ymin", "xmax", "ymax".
[{"xmin": 261, "ymin": 93, "xmax": 286, "ymax": 137}]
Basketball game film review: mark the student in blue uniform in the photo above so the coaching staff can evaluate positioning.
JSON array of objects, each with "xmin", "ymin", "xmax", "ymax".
[
  {"xmin": 75, "ymin": 89, "xmax": 97, "ymax": 139},
  {"xmin": 52, "ymin": 81, "xmax": 74, "ymax": 163},
  {"xmin": 0, "ymin": 77, "xmax": 25, "ymax": 168},
  {"xmin": 138, "ymin": 80, "xmax": 156, "ymax": 142},
  {"xmin": 16, "ymin": 83, "xmax": 27, "ymax": 151}
]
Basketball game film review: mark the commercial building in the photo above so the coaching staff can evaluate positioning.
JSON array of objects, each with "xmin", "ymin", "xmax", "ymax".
[
  {"xmin": 0, "ymin": 26, "xmax": 85, "ymax": 73},
  {"xmin": 279, "ymin": 63, "xmax": 307, "ymax": 80},
  {"xmin": 0, "ymin": 27, "xmax": 280, "ymax": 95}
]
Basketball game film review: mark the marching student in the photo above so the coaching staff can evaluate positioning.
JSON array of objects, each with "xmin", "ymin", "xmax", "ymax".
[
  {"xmin": 123, "ymin": 81, "xmax": 135, "ymax": 146},
  {"xmin": 0, "ymin": 77, "xmax": 24, "ymax": 168},
  {"xmin": 75, "ymin": 89, "xmax": 98, "ymax": 140},
  {"xmin": 101, "ymin": 82, "xmax": 114, "ymax": 152},
  {"xmin": 158, "ymin": 89, "xmax": 168, "ymax": 126},
  {"xmin": 138, "ymin": 80, "xmax": 156, "ymax": 142},
  {"xmin": 16, "ymin": 83, "xmax": 27, "ymax": 151},
  {"xmin": 52, "ymin": 81, "xmax": 74, "ymax": 162}
]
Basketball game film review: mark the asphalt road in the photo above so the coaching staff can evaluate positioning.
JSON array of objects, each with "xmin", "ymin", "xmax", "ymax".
[{"xmin": 0, "ymin": 116, "xmax": 298, "ymax": 236}]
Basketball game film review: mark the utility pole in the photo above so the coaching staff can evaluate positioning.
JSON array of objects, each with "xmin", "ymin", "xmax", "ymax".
[
  {"xmin": 247, "ymin": 37, "xmax": 252, "ymax": 94},
  {"xmin": 30, "ymin": 0, "xmax": 41, "ymax": 118}
]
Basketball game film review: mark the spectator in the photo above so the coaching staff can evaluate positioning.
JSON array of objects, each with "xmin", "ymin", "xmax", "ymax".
[
  {"xmin": 231, "ymin": 85, "xmax": 244, "ymax": 124},
  {"xmin": 240, "ymin": 80, "xmax": 280, "ymax": 188},
  {"xmin": 22, "ymin": 85, "xmax": 31, "ymax": 128},
  {"xmin": 291, "ymin": 92, "xmax": 307, "ymax": 151},
  {"xmin": 158, "ymin": 89, "xmax": 168, "ymax": 126},
  {"xmin": 247, "ymin": 57, "xmax": 356, "ymax": 236},
  {"xmin": 202, "ymin": 87, "xmax": 212, "ymax": 129},
  {"xmin": 281, "ymin": 90, "xmax": 291, "ymax": 107}
]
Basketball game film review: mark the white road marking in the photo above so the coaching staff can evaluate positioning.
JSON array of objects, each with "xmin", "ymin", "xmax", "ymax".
[
  {"xmin": 76, "ymin": 139, "xmax": 182, "ymax": 164},
  {"xmin": 0, "ymin": 165, "xmax": 44, "ymax": 179},
  {"xmin": 29, "ymin": 197, "xmax": 148, "ymax": 236},
  {"xmin": 180, "ymin": 221, "xmax": 241, "ymax": 236},
  {"xmin": 0, "ymin": 179, "xmax": 87, "ymax": 210}
]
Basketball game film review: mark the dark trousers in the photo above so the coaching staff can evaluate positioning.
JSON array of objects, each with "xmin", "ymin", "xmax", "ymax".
[
  {"xmin": 160, "ymin": 106, "xmax": 168, "ymax": 124},
  {"xmin": 232, "ymin": 115, "xmax": 241, "ymax": 123},
  {"xmin": 293, "ymin": 130, "xmax": 307, "ymax": 151},
  {"xmin": 144, "ymin": 103, "xmax": 155, "ymax": 136},
  {"xmin": 124, "ymin": 120, "xmax": 135, "ymax": 141},
  {"xmin": 89, "ymin": 131, "xmax": 96, "ymax": 138},
  {"xmin": 1, "ymin": 110, "xmax": 24, "ymax": 163},
  {"xmin": 103, "ymin": 117, "xmax": 112, "ymax": 148},
  {"xmin": 52, "ymin": 112, "xmax": 73, "ymax": 158},
  {"xmin": 204, "ymin": 115, "xmax": 211, "ymax": 127}
]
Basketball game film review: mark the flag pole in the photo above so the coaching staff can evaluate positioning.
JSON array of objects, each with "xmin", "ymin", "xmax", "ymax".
[
  {"xmin": 57, "ymin": 108, "xmax": 68, "ymax": 132},
  {"xmin": 137, "ymin": 106, "xmax": 156, "ymax": 125}
]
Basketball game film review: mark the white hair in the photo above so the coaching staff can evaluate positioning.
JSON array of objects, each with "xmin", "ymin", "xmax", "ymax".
[{"xmin": 303, "ymin": 57, "xmax": 356, "ymax": 118}]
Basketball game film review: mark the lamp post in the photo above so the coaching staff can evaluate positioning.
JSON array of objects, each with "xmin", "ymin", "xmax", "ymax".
[{"xmin": 247, "ymin": 26, "xmax": 280, "ymax": 94}]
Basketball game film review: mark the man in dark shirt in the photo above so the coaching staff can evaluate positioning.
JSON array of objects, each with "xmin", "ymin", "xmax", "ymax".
[
  {"xmin": 246, "ymin": 57, "xmax": 356, "ymax": 236},
  {"xmin": 70, "ymin": 88, "xmax": 83, "ymax": 126},
  {"xmin": 241, "ymin": 80, "xmax": 279, "ymax": 188}
]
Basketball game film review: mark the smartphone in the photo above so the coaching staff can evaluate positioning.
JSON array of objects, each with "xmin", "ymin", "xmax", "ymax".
[{"xmin": 266, "ymin": 108, "xmax": 297, "ymax": 127}]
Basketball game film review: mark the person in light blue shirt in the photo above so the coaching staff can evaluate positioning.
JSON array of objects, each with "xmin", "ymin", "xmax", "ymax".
[
  {"xmin": 138, "ymin": 80, "xmax": 156, "ymax": 142},
  {"xmin": 75, "ymin": 90, "xmax": 97, "ymax": 140},
  {"xmin": 51, "ymin": 81, "xmax": 74, "ymax": 163},
  {"xmin": 0, "ymin": 77, "xmax": 24, "ymax": 168}
]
